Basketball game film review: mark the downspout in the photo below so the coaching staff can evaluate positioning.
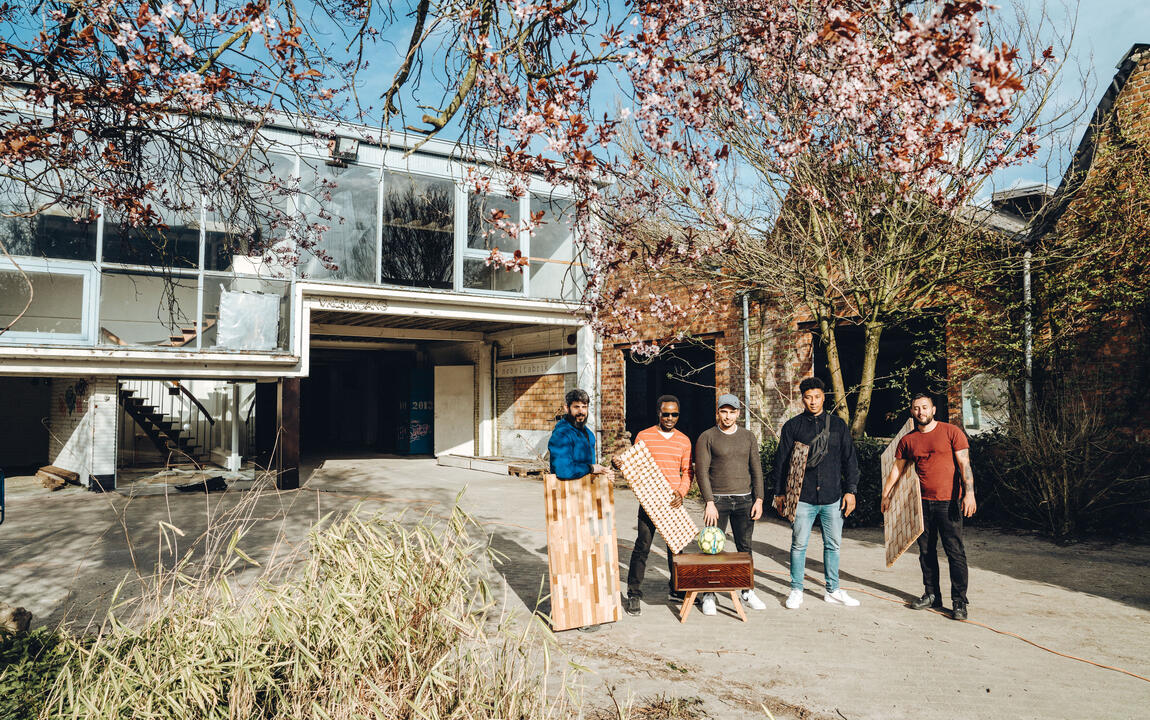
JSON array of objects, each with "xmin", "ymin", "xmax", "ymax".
[
  {"xmin": 491, "ymin": 341, "xmax": 499, "ymax": 456},
  {"xmin": 1023, "ymin": 248, "xmax": 1033, "ymax": 427},
  {"xmin": 595, "ymin": 333, "xmax": 603, "ymax": 459},
  {"xmin": 742, "ymin": 294, "xmax": 752, "ymax": 429}
]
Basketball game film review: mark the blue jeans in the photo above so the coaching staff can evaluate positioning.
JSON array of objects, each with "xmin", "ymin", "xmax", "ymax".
[{"xmin": 790, "ymin": 501, "xmax": 843, "ymax": 592}]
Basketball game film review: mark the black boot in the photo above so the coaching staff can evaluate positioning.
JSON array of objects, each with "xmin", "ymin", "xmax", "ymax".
[{"xmin": 909, "ymin": 592, "xmax": 942, "ymax": 610}]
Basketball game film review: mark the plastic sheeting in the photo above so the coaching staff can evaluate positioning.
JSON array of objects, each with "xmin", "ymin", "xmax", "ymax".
[{"xmin": 215, "ymin": 289, "xmax": 281, "ymax": 351}]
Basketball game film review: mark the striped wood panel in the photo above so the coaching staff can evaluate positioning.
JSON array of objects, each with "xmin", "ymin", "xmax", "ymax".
[{"xmin": 543, "ymin": 472, "xmax": 621, "ymax": 631}]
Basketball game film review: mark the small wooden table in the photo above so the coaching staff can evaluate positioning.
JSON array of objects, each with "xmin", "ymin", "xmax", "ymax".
[{"xmin": 672, "ymin": 552, "xmax": 754, "ymax": 622}]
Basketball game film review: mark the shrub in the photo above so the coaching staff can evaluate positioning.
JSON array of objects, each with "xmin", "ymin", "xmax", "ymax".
[
  {"xmin": 761, "ymin": 435, "xmax": 888, "ymax": 528},
  {"xmin": 0, "ymin": 627, "xmax": 73, "ymax": 720},
  {"xmin": 965, "ymin": 398, "xmax": 1150, "ymax": 541}
]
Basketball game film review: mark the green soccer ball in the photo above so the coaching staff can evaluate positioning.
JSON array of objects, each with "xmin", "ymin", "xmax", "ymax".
[{"xmin": 697, "ymin": 526, "xmax": 725, "ymax": 554}]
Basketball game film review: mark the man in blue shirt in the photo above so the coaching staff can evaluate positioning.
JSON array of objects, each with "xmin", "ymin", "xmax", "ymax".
[
  {"xmin": 547, "ymin": 388, "xmax": 614, "ymax": 634},
  {"xmin": 548, "ymin": 388, "xmax": 613, "ymax": 481}
]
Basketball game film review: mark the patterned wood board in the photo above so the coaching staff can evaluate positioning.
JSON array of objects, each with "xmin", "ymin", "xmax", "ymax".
[
  {"xmin": 543, "ymin": 472, "xmax": 621, "ymax": 631},
  {"xmin": 616, "ymin": 440, "xmax": 699, "ymax": 554},
  {"xmin": 882, "ymin": 418, "xmax": 924, "ymax": 567},
  {"xmin": 782, "ymin": 441, "xmax": 810, "ymax": 523}
]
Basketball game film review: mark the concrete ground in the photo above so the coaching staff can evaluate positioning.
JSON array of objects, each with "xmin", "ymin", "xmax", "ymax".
[{"xmin": 1, "ymin": 457, "xmax": 1148, "ymax": 719}]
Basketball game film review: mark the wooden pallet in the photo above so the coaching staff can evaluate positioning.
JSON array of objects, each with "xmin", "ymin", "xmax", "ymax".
[
  {"xmin": 615, "ymin": 440, "xmax": 698, "ymax": 553},
  {"xmin": 543, "ymin": 472, "xmax": 621, "ymax": 631},
  {"xmin": 882, "ymin": 419, "xmax": 924, "ymax": 567}
]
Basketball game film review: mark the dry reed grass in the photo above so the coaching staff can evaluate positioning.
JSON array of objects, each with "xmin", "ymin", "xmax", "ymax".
[{"xmin": 42, "ymin": 495, "xmax": 573, "ymax": 720}]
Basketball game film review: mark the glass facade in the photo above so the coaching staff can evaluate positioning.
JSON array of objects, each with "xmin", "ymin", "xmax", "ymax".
[
  {"xmin": 297, "ymin": 159, "xmax": 379, "ymax": 283},
  {"xmin": 0, "ymin": 145, "xmax": 581, "ymax": 353}
]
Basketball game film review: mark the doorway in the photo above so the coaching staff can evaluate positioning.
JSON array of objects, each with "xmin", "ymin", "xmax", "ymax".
[{"xmin": 624, "ymin": 341, "xmax": 717, "ymax": 445}]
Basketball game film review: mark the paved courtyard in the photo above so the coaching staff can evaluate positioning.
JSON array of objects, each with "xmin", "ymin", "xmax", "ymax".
[{"xmin": 2, "ymin": 457, "xmax": 1148, "ymax": 719}]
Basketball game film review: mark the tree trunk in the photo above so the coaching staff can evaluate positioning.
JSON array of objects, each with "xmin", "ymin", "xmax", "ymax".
[
  {"xmin": 818, "ymin": 316, "xmax": 851, "ymax": 425},
  {"xmin": 850, "ymin": 320, "xmax": 884, "ymax": 438}
]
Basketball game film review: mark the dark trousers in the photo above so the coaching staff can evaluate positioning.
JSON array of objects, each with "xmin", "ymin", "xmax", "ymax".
[
  {"xmin": 627, "ymin": 506, "xmax": 675, "ymax": 597},
  {"xmin": 918, "ymin": 499, "xmax": 969, "ymax": 605},
  {"xmin": 713, "ymin": 493, "xmax": 755, "ymax": 554}
]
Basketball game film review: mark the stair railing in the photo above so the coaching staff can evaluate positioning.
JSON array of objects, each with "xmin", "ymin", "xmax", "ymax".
[{"xmin": 120, "ymin": 379, "xmax": 216, "ymax": 465}]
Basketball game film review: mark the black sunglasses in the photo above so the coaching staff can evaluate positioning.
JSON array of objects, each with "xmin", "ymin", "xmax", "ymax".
[{"xmin": 660, "ymin": 412, "xmax": 680, "ymax": 417}]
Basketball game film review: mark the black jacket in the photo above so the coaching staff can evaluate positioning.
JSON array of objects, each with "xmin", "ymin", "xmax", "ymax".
[{"xmin": 771, "ymin": 411, "xmax": 860, "ymax": 505}]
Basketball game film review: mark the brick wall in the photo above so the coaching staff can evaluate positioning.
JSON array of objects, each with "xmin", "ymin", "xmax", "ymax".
[
  {"xmin": 47, "ymin": 376, "xmax": 118, "ymax": 488},
  {"xmin": 496, "ymin": 372, "xmax": 576, "ymax": 457},
  {"xmin": 598, "ymin": 282, "xmax": 815, "ymax": 452}
]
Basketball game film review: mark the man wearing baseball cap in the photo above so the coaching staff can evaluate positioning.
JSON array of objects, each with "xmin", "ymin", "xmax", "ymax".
[{"xmin": 694, "ymin": 392, "xmax": 766, "ymax": 616}]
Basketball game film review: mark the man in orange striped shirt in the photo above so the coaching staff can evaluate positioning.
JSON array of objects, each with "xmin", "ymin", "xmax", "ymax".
[{"xmin": 613, "ymin": 394, "xmax": 694, "ymax": 616}]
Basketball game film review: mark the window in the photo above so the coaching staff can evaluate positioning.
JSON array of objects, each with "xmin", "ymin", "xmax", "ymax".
[
  {"xmin": 464, "ymin": 192, "xmax": 523, "ymax": 293},
  {"xmin": 380, "ymin": 172, "xmax": 454, "ymax": 289},
  {"xmin": 0, "ymin": 260, "xmax": 96, "ymax": 345},
  {"xmin": 528, "ymin": 193, "xmax": 579, "ymax": 300},
  {"xmin": 0, "ymin": 186, "xmax": 97, "ymax": 262},
  {"xmin": 202, "ymin": 275, "xmax": 293, "ymax": 352},
  {"xmin": 98, "ymin": 270, "xmax": 199, "ymax": 348},
  {"xmin": 962, "ymin": 374, "xmax": 1009, "ymax": 434},
  {"xmin": 204, "ymin": 153, "xmax": 298, "ymax": 274},
  {"xmin": 296, "ymin": 159, "xmax": 380, "ymax": 283}
]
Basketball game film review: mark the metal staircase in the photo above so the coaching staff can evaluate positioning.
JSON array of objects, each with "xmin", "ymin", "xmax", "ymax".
[{"xmin": 118, "ymin": 382, "xmax": 213, "ymax": 465}]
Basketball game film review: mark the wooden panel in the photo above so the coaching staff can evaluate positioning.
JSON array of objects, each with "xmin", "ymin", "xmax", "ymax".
[
  {"xmin": 615, "ymin": 440, "xmax": 698, "ymax": 553},
  {"xmin": 544, "ymin": 472, "xmax": 621, "ymax": 631},
  {"xmin": 433, "ymin": 366, "xmax": 475, "ymax": 457},
  {"xmin": 782, "ymin": 441, "xmax": 809, "ymax": 523},
  {"xmin": 882, "ymin": 418, "xmax": 923, "ymax": 567},
  {"xmin": 672, "ymin": 552, "xmax": 753, "ymax": 592}
]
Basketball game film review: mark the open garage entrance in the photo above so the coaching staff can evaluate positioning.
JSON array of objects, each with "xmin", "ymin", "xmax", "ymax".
[
  {"xmin": 624, "ymin": 341, "xmax": 717, "ymax": 445},
  {"xmin": 301, "ymin": 349, "xmax": 432, "ymax": 455}
]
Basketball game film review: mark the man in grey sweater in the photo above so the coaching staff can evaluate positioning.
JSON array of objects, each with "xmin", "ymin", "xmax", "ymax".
[{"xmin": 694, "ymin": 393, "xmax": 766, "ymax": 615}]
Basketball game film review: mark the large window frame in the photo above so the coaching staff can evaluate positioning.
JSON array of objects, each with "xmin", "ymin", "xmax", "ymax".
[
  {"xmin": 0, "ymin": 257, "xmax": 99, "ymax": 346},
  {"xmin": 457, "ymin": 188, "xmax": 530, "ymax": 297}
]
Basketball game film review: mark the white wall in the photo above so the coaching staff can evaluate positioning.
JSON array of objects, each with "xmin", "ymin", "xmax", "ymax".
[{"xmin": 48, "ymin": 376, "xmax": 118, "ymax": 487}]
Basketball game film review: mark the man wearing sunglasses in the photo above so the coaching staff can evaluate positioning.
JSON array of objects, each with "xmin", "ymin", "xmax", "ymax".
[{"xmin": 614, "ymin": 395, "xmax": 694, "ymax": 616}]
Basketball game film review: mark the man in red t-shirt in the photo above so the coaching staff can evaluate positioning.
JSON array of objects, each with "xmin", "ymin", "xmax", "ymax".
[
  {"xmin": 882, "ymin": 393, "xmax": 977, "ymax": 621},
  {"xmin": 612, "ymin": 394, "xmax": 694, "ymax": 616}
]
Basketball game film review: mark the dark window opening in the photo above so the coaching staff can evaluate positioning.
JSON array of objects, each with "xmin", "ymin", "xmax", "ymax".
[
  {"xmin": 812, "ymin": 318, "xmax": 948, "ymax": 437},
  {"xmin": 625, "ymin": 341, "xmax": 717, "ymax": 446}
]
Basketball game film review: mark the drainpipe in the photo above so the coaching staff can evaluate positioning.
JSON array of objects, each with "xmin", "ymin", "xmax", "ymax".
[
  {"xmin": 595, "ymin": 333, "xmax": 603, "ymax": 459},
  {"xmin": 1023, "ymin": 248, "xmax": 1033, "ymax": 427},
  {"xmin": 491, "ymin": 341, "xmax": 499, "ymax": 456},
  {"xmin": 742, "ymin": 294, "xmax": 752, "ymax": 429}
]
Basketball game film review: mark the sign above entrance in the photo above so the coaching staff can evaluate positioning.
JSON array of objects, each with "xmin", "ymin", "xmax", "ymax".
[
  {"xmin": 496, "ymin": 354, "xmax": 575, "ymax": 378},
  {"xmin": 315, "ymin": 297, "xmax": 390, "ymax": 313}
]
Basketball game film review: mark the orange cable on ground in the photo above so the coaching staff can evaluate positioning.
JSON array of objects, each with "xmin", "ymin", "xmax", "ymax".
[{"xmin": 837, "ymin": 581, "xmax": 1150, "ymax": 685}]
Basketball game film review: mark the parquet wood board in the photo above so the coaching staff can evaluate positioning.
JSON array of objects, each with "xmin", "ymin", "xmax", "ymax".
[
  {"xmin": 881, "ymin": 419, "xmax": 924, "ymax": 567},
  {"xmin": 782, "ymin": 441, "xmax": 810, "ymax": 523},
  {"xmin": 615, "ymin": 440, "xmax": 699, "ymax": 553},
  {"xmin": 543, "ymin": 472, "xmax": 621, "ymax": 631}
]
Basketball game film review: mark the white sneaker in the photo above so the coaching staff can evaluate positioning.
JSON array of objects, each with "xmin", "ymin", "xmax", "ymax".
[
  {"xmin": 785, "ymin": 589, "xmax": 804, "ymax": 609},
  {"xmin": 700, "ymin": 593, "xmax": 717, "ymax": 616},
  {"xmin": 740, "ymin": 589, "xmax": 767, "ymax": 611},
  {"xmin": 825, "ymin": 588, "xmax": 860, "ymax": 606}
]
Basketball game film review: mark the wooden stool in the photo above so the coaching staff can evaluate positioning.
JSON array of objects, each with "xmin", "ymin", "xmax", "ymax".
[{"xmin": 672, "ymin": 552, "xmax": 754, "ymax": 622}]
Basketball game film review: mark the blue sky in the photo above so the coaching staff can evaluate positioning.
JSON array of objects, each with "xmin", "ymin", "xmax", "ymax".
[{"xmin": 991, "ymin": 0, "xmax": 1150, "ymax": 193}]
